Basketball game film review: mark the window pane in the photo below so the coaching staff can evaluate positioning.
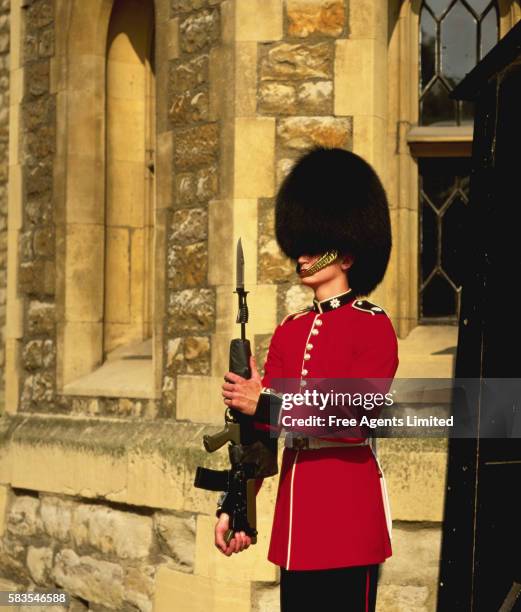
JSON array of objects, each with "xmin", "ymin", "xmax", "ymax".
[
  {"xmin": 421, "ymin": 201, "xmax": 438, "ymax": 282},
  {"xmin": 471, "ymin": 0, "xmax": 494, "ymax": 16},
  {"xmin": 441, "ymin": 2, "xmax": 477, "ymax": 87},
  {"xmin": 422, "ymin": 273, "xmax": 456, "ymax": 318},
  {"xmin": 419, "ymin": 1, "xmax": 499, "ymax": 126},
  {"xmin": 421, "ymin": 78, "xmax": 456, "ymax": 126},
  {"xmin": 425, "ymin": 0, "xmax": 452, "ymax": 18},
  {"xmin": 422, "ymin": 163, "xmax": 456, "ymax": 209},
  {"xmin": 419, "ymin": 158, "xmax": 471, "ymax": 320},
  {"xmin": 441, "ymin": 194, "xmax": 467, "ymax": 287},
  {"xmin": 460, "ymin": 99, "xmax": 474, "ymax": 124},
  {"xmin": 481, "ymin": 6, "xmax": 498, "ymax": 58},
  {"xmin": 420, "ymin": 7, "xmax": 437, "ymax": 91}
]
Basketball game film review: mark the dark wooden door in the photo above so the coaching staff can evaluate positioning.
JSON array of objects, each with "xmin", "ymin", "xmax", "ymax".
[{"xmin": 437, "ymin": 61, "xmax": 521, "ymax": 612}]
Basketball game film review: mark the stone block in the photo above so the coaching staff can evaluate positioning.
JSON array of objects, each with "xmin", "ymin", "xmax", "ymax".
[
  {"xmin": 6, "ymin": 495, "xmax": 42, "ymax": 537},
  {"xmin": 107, "ymin": 98, "xmax": 146, "ymax": 164},
  {"xmin": 106, "ymin": 159, "xmax": 146, "ymax": 226},
  {"xmin": 260, "ymin": 42, "xmax": 332, "ymax": 81},
  {"xmin": 168, "ymin": 242, "xmax": 208, "ymax": 289},
  {"xmin": 26, "ymin": 546, "xmax": 53, "ymax": 586},
  {"xmin": 287, "ymin": 0, "xmax": 345, "ymax": 38},
  {"xmin": 234, "ymin": 117, "xmax": 275, "ymax": 198},
  {"xmin": 235, "ymin": 42, "xmax": 258, "ymax": 117},
  {"xmin": 70, "ymin": 503, "xmax": 153, "ymax": 559},
  {"xmin": 283, "ymin": 284, "xmax": 314, "ymax": 315},
  {"xmin": 376, "ymin": 584, "xmax": 430, "ymax": 612},
  {"xmin": 62, "ymin": 55, "xmax": 104, "ymax": 95},
  {"xmin": 377, "ymin": 438, "xmax": 447, "ymax": 522},
  {"xmin": 64, "ymin": 155, "xmax": 105, "ymax": 225},
  {"xmin": 252, "ymin": 582, "xmax": 280, "ymax": 612},
  {"xmin": 167, "ymin": 288, "xmax": 216, "ymax": 333},
  {"xmin": 258, "ymin": 83, "xmax": 296, "ymax": 115},
  {"xmin": 379, "ymin": 524, "xmax": 441, "ymax": 610},
  {"xmin": 64, "ymin": 91, "xmax": 100, "ymax": 157},
  {"xmin": 176, "ymin": 375, "xmax": 227, "ymax": 424},
  {"xmin": 51, "ymin": 549, "xmax": 124, "ymax": 609},
  {"xmin": 351, "ymin": 115, "xmax": 386, "ymax": 176},
  {"xmin": 167, "ymin": 335, "xmax": 210, "ymax": 375},
  {"xmin": 106, "ymin": 61, "xmax": 146, "ymax": 103},
  {"xmin": 296, "ymin": 80, "xmax": 333, "ymax": 114},
  {"xmin": 180, "ymin": 9, "xmax": 220, "ymax": 54},
  {"xmin": 171, "ymin": 208, "xmax": 208, "ymax": 245},
  {"xmin": 258, "ymin": 199, "xmax": 295, "ymax": 283},
  {"xmin": 64, "ymin": 223, "xmax": 104, "ymax": 322},
  {"xmin": 173, "ymin": 123, "xmax": 219, "ymax": 170},
  {"xmin": 58, "ymin": 320, "xmax": 103, "ymax": 385},
  {"xmin": 123, "ymin": 563, "xmax": 155, "ymax": 612},
  {"xmin": 155, "ymin": 512, "xmax": 196, "ymax": 571},
  {"xmin": 277, "ymin": 116, "xmax": 352, "ymax": 151},
  {"xmin": 153, "ymin": 565, "xmax": 251, "ymax": 612},
  {"xmin": 170, "ymin": 54, "xmax": 209, "ymax": 92},
  {"xmin": 236, "ymin": 0, "xmax": 283, "ymax": 42},
  {"xmin": 334, "ymin": 38, "xmax": 387, "ymax": 120},
  {"xmin": 40, "ymin": 495, "xmax": 75, "ymax": 542},
  {"xmin": 348, "ymin": 0, "xmax": 387, "ymax": 42}
]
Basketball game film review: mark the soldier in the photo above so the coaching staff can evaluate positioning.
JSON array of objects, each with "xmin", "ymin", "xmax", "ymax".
[{"xmin": 216, "ymin": 147, "xmax": 399, "ymax": 611}]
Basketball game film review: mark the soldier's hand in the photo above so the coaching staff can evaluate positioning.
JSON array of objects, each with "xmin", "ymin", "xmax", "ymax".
[
  {"xmin": 222, "ymin": 355, "xmax": 262, "ymax": 416},
  {"xmin": 215, "ymin": 513, "xmax": 252, "ymax": 556}
]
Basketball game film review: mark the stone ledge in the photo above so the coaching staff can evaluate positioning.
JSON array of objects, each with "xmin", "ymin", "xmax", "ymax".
[
  {"xmin": 0, "ymin": 416, "xmax": 447, "ymax": 522},
  {"xmin": 0, "ymin": 415, "xmax": 230, "ymax": 514},
  {"xmin": 61, "ymin": 357, "xmax": 157, "ymax": 400}
]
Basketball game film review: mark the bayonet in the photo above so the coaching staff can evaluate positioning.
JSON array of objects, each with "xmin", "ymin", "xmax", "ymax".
[{"xmin": 236, "ymin": 238, "xmax": 245, "ymax": 290}]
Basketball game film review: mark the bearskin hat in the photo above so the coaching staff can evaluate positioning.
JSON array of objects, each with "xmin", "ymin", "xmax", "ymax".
[{"xmin": 275, "ymin": 147, "xmax": 392, "ymax": 297}]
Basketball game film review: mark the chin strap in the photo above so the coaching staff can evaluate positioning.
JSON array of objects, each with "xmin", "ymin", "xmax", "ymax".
[{"xmin": 298, "ymin": 250, "xmax": 339, "ymax": 277}]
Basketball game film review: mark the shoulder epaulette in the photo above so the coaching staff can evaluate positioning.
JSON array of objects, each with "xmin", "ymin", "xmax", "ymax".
[
  {"xmin": 351, "ymin": 299, "xmax": 387, "ymax": 315},
  {"xmin": 281, "ymin": 306, "xmax": 313, "ymax": 325}
]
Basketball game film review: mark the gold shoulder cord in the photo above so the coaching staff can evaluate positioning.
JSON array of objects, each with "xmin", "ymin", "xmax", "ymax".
[{"xmin": 299, "ymin": 250, "xmax": 339, "ymax": 277}]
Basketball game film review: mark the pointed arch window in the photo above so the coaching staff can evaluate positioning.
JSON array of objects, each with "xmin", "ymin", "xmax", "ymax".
[
  {"xmin": 416, "ymin": 0, "xmax": 499, "ymax": 322},
  {"xmin": 420, "ymin": 0, "xmax": 499, "ymax": 126}
]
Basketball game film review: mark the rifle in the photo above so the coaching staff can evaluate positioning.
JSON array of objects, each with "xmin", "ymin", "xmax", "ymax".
[{"xmin": 194, "ymin": 238, "xmax": 278, "ymax": 545}]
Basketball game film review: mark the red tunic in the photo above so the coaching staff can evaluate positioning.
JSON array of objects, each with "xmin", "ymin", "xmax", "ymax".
[{"xmin": 257, "ymin": 290, "xmax": 399, "ymax": 570}]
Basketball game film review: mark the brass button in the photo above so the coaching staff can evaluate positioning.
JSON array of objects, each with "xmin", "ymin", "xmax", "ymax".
[
  {"xmin": 311, "ymin": 329, "xmax": 319, "ymax": 335},
  {"xmin": 306, "ymin": 343, "xmax": 313, "ymax": 350},
  {"xmin": 315, "ymin": 319, "xmax": 323, "ymax": 326},
  {"xmin": 301, "ymin": 369, "xmax": 308, "ymax": 376},
  {"xmin": 304, "ymin": 353, "xmax": 311, "ymax": 360}
]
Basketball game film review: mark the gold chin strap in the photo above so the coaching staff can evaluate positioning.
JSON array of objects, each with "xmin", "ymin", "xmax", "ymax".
[{"xmin": 299, "ymin": 250, "xmax": 339, "ymax": 277}]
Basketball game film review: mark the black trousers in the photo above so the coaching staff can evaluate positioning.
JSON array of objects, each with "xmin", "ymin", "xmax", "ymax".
[{"xmin": 280, "ymin": 564, "xmax": 379, "ymax": 612}]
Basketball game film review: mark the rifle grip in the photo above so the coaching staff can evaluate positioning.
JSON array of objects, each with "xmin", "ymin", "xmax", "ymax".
[
  {"xmin": 229, "ymin": 339, "xmax": 251, "ymax": 378},
  {"xmin": 203, "ymin": 429, "xmax": 230, "ymax": 453}
]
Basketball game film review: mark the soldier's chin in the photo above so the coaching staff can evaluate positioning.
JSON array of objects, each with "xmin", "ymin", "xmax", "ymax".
[{"xmin": 299, "ymin": 270, "xmax": 320, "ymax": 285}]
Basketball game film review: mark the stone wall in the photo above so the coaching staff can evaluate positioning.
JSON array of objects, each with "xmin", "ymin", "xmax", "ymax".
[
  {"xmin": 0, "ymin": 0, "xmax": 9, "ymax": 409},
  {"xmin": 163, "ymin": 0, "xmax": 224, "ymax": 416},
  {"xmin": 1, "ymin": 490, "xmax": 197, "ymax": 612},
  {"xmin": 18, "ymin": 0, "xmax": 56, "ymax": 414},
  {"xmin": 256, "ymin": 0, "xmax": 351, "ymax": 341},
  {"xmin": 0, "ymin": 0, "xmax": 448, "ymax": 610}
]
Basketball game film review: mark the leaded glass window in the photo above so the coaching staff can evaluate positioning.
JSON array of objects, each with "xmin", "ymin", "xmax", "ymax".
[
  {"xmin": 418, "ymin": 0, "xmax": 499, "ymax": 322},
  {"xmin": 419, "ymin": 158, "xmax": 470, "ymax": 321},
  {"xmin": 420, "ymin": 0, "xmax": 499, "ymax": 126}
]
